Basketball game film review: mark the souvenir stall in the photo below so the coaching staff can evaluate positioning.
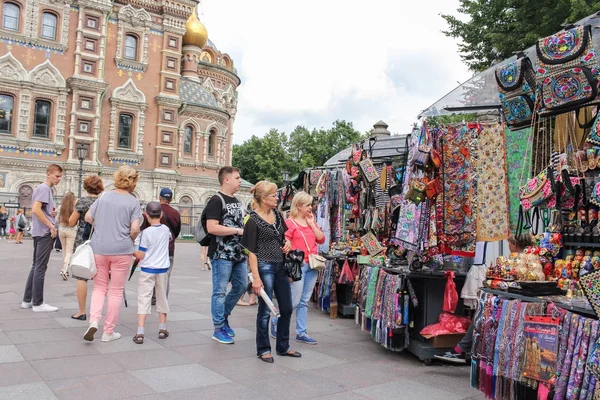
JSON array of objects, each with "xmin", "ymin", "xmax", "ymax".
[{"xmin": 461, "ymin": 16, "xmax": 600, "ymax": 399}]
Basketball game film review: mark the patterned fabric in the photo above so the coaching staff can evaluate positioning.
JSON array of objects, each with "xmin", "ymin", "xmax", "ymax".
[
  {"xmin": 556, "ymin": 314, "xmax": 582, "ymax": 398},
  {"xmin": 496, "ymin": 58, "xmax": 537, "ymax": 129},
  {"xmin": 568, "ymin": 318, "xmax": 593, "ymax": 399},
  {"xmin": 505, "ymin": 127, "xmax": 534, "ymax": 233},
  {"xmin": 440, "ymin": 124, "xmax": 478, "ymax": 256},
  {"xmin": 74, "ymin": 195, "xmax": 97, "ymax": 249},
  {"xmin": 581, "ymin": 321, "xmax": 600, "ymax": 400},
  {"xmin": 476, "ymin": 124, "xmax": 510, "ymax": 241}
]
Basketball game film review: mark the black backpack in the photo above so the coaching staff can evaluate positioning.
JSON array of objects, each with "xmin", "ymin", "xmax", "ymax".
[{"xmin": 195, "ymin": 193, "xmax": 226, "ymax": 246}]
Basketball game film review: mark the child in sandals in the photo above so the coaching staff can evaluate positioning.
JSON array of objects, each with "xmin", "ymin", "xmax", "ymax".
[{"xmin": 133, "ymin": 202, "xmax": 171, "ymax": 344}]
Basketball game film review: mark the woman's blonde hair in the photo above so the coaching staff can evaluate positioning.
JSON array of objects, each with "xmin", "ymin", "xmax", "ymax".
[
  {"xmin": 290, "ymin": 191, "xmax": 313, "ymax": 218},
  {"xmin": 113, "ymin": 165, "xmax": 139, "ymax": 191},
  {"xmin": 0, "ymin": 205, "xmax": 5, "ymax": 214},
  {"xmin": 251, "ymin": 180, "xmax": 278, "ymax": 210},
  {"xmin": 17, "ymin": 208, "xmax": 22, "ymax": 214}
]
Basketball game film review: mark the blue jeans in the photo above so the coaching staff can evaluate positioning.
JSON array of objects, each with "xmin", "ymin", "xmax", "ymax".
[
  {"xmin": 273, "ymin": 263, "xmax": 318, "ymax": 336},
  {"xmin": 256, "ymin": 261, "xmax": 293, "ymax": 356},
  {"xmin": 211, "ymin": 258, "xmax": 248, "ymax": 329}
]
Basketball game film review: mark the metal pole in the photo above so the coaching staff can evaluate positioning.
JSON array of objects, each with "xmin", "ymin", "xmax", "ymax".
[{"xmin": 78, "ymin": 158, "xmax": 83, "ymax": 198}]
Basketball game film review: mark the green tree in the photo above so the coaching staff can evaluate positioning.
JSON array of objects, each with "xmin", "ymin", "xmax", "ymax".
[{"xmin": 441, "ymin": 0, "xmax": 600, "ymax": 72}]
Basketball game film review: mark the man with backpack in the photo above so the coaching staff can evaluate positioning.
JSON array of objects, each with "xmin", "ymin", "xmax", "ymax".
[{"xmin": 201, "ymin": 166, "xmax": 247, "ymax": 345}]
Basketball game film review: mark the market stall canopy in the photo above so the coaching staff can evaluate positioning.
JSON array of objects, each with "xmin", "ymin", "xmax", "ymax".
[{"xmin": 418, "ymin": 11, "xmax": 600, "ymax": 118}]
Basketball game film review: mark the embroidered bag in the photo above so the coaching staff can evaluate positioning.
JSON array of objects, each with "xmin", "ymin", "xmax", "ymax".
[
  {"xmin": 406, "ymin": 180, "xmax": 426, "ymax": 205},
  {"xmin": 586, "ymin": 112, "xmax": 600, "ymax": 145},
  {"xmin": 535, "ymin": 25, "xmax": 600, "ymax": 117},
  {"xmin": 519, "ymin": 167, "xmax": 555, "ymax": 211},
  {"xmin": 580, "ymin": 269, "xmax": 600, "ymax": 318},
  {"xmin": 413, "ymin": 145, "xmax": 431, "ymax": 170},
  {"xmin": 360, "ymin": 231, "xmax": 384, "ymax": 255},
  {"xmin": 425, "ymin": 178, "xmax": 442, "ymax": 200},
  {"xmin": 496, "ymin": 56, "xmax": 537, "ymax": 129},
  {"xmin": 359, "ymin": 158, "xmax": 379, "ymax": 183}
]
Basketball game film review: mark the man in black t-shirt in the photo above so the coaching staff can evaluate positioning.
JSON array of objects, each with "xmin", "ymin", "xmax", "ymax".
[{"xmin": 205, "ymin": 166, "xmax": 247, "ymax": 345}]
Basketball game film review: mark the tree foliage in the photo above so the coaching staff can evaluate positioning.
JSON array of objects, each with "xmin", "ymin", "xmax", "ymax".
[
  {"xmin": 232, "ymin": 120, "xmax": 363, "ymax": 186},
  {"xmin": 441, "ymin": 0, "xmax": 600, "ymax": 72}
]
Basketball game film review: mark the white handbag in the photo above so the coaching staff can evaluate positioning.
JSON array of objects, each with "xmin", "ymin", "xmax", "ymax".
[
  {"xmin": 69, "ymin": 240, "xmax": 97, "ymax": 280},
  {"xmin": 290, "ymin": 219, "xmax": 326, "ymax": 271}
]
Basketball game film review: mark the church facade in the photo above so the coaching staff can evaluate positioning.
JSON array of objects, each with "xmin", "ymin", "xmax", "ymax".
[{"xmin": 0, "ymin": 0, "xmax": 250, "ymax": 233}]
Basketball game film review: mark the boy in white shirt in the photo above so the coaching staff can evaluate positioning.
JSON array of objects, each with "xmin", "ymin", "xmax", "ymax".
[{"xmin": 133, "ymin": 201, "xmax": 172, "ymax": 344}]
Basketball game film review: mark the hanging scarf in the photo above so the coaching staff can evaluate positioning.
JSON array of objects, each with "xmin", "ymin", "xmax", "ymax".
[
  {"xmin": 364, "ymin": 267, "xmax": 380, "ymax": 319},
  {"xmin": 476, "ymin": 123, "xmax": 510, "ymax": 241},
  {"xmin": 505, "ymin": 127, "xmax": 534, "ymax": 233},
  {"xmin": 568, "ymin": 318, "xmax": 593, "ymax": 399},
  {"xmin": 581, "ymin": 321, "xmax": 600, "ymax": 400},
  {"xmin": 556, "ymin": 314, "xmax": 582, "ymax": 398},
  {"xmin": 440, "ymin": 124, "xmax": 479, "ymax": 256}
]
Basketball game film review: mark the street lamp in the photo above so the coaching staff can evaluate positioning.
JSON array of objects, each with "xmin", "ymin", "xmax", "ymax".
[
  {"xmin": 76, "ymin": 143, "xmax": 88, "ymax": 198},
  {"xmin": 282, "ymin": 171, "xmax": 289, "ymax": 185}
]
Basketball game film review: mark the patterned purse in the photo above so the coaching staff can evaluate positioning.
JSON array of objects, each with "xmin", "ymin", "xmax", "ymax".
[
  {"xmin": 519, "ymin": 167, "xmax": 555, "ymax": 211},
  {"xmin": 406, "ymin": 180, "xmax": 426, "ymax": 205},
  {"xmin": 425, "ymin": 178, "xmax": 442, "ymax": 199},
  {"xmin": 535, "ymin": 25, "xmax": 600, "ymax": 118},
  {"xmin": 360, "ymin": 231, "xmax": 384, "ymax": 255},
  {"xmin": 580, "ymin": 269, "xmax": 600, "ymax": 318},
  {"xmin": 495, "ymin": 56, "xmax": 537, "ymax": 129},
  {"xmin": 359, "ymin": 158, "xmax": 379, "ymax": 183},
  {"xmin": 413, "ymin": 145, "xmax": 431, "ymax": 170}
]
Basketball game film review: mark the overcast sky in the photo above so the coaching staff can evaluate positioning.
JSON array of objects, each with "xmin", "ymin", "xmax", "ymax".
[{"xmin": 202, "ymin": 0, "xmax": 473, "ymax": 143}]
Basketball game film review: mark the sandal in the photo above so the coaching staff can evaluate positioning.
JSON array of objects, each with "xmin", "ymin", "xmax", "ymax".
[
  {"xmin": 60, "ymin": 269, "xmax": 69, "ymax": 281},
  {"xmin": 133, "ymin": 334, "xmax": 144, "ymax": 344},
  {"xmin": 158, "ymin": 329, "xmax": 169, "ymax": 339}
]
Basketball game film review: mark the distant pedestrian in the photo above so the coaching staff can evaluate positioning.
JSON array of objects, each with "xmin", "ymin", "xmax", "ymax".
[
  {"xmin": 140, "ymin": 188, "xmax": 181, "ymax": 305},
  {"xmin": 21, "ymin": 164, "xmax": 63, "ymax": 312},
  {"xmin": 58, "ymin": 192, "xmax": 77, "ymax": 280},
  {"xmin": 15, "ymin": 209, "xmax": 26, "ymax": 244},
  {"xmin": 83, "ymin": 166, "xmax": 142, "ymax": 343},
  {"xmin": 133, "ymin": 201, "xmax": 172, "ymax": 344},
  {"xmin": 8, "ymin": 216, "xmax": 16, "ymax": 241},
  {"xmin": 206, "ymin": 166, "xmax": 247, "ymax": 345},
  {"xmin": 68, "ymin": 175, "xmax": 104, "ymax": 321},
  {"xmin": 0, "ymin": 205, "xmax": 8, "ymax": 238}
]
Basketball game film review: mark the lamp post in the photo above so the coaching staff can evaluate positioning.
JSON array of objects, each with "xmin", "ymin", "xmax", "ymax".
[
  {"xmin": 281, "ymin": 170, "xmax": 289, "ymax": 185},
  {"xmin": 76, "ymin": 143, "xmax": 88, "ymax": 198}
]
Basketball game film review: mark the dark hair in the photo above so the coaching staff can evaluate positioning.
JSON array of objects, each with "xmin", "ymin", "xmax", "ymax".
[
  {"xmin": 508, "ymin": 234, "xmax": 534, "ymax": 251},
  {"xmin": 47, "ymin": 164, "xmax": 63, "ymax": 174},
  {"xmin": 83, "ymin": 175, "xmax": 104, "ymax": 195},
  {"xmin": 218, "ymin": 166, "xmax": 240, "ymax": 185}
]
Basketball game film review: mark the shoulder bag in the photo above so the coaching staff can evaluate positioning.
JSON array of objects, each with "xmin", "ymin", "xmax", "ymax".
[
  {"xmin": 68, "ymin": 192, "xmax": 105, "ymax": 280},
  {"xmin": 289, "ymin": 219, "xmax": 326, "ymax": 271},
  {"xmin": 495, "ymin": 55, "xmax": 537, "ymax": 129}
]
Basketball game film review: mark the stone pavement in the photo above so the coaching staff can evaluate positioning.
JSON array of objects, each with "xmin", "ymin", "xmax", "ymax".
[{"xmin": 0, "ymin": 239, "xmax": 484, "ymax": 400}]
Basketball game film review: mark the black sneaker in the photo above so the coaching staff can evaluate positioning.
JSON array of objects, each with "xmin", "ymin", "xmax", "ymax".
[{"xmin": 434, "ymin": 350, "xmax": 466, "ymax": 364}]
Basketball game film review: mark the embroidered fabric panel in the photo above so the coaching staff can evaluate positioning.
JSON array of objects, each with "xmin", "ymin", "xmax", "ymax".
[
  {"xmin": 505, "ymin": 127, "xmax": 533, "ymax": 233},
  {"xmin": 476, "ymin": 124, "xmax": 510, "ymax": 242},
  {"xmin": 440, "ymin": 124, "xmax": 478, "ymax": 256}
]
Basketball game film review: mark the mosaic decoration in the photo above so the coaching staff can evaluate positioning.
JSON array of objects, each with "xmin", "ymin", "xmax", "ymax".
[
  {"xmin": 0, "ymin": 145, "xmax": 58, "ymax": 157},
  {"xmin": 108, "ymin": 158, "xmax": 140, "ymax": 166}
]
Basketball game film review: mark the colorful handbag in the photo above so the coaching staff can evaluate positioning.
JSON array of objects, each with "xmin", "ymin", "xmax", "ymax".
[
  {"xmin": 586, "ymin": 113, "xmax": 600, "ymax": 146},
  {"xmin": 535, "ymin": 25, "xmax": 600, "ymax": 118},
  {"xmin": 580, "ymin": 269, "xmax": 600, "ymax": 318},
  {"xmin": 359, "ymin": 158, "xmax": 379, "ymax": 183},
  {"xmin": 413, "ymin": 145, "xmax": 431, "ymax": 170},
  {"xmin": 519, "ymin": 167, "xmax": 555, "ymax": 211},
  {"xmin": 406, "ymin": 180, "xmax": 426, "ymax": 205},
  {"xmin": 495, "ymin": 56, "xmax": 537, "ymax": 129},
  {"xmin": 430, "ymin": 148, "xmax": 442, "ymax": 170},
  {"xmin": 425, "ymin": 178, "xmax": 442, "ymax": 199},
  {"xmin": 360, "ymin": 231, "xmax": 384, "ymax": 255}
]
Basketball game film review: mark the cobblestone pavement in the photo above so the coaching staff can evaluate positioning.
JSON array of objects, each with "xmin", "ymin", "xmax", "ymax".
[{"xmin": 0, "ymin": 239, "xmax": 484, "ymax": 400}]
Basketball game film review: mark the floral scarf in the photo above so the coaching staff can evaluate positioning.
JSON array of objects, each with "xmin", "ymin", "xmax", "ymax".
[{"xmin": 505, "ymin": 127, "xmax": 534, "ymax": 233}]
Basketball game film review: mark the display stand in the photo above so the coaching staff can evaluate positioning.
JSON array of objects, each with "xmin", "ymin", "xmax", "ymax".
[{"xmin": 406, "ymin": 271, "xmax": 468, "ymax": 365}]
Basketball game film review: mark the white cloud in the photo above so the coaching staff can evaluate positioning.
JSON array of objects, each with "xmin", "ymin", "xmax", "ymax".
[{"xmin": 201, "ymin": 0, "xmax": 473, "ymax": 142}]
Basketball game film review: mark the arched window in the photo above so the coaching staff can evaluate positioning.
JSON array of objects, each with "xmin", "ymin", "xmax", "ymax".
[
  {"xmin": 18, "ymin": 184, "xmax": 32, "ymax": 212},
  {"xmin": 33, "ymin": 100, "xmax": 51, "ymax": 138},
  {"xmin": 2, "ymin": 3, "xmax": 19, "ymax": 31},
  {"xmin": 0, "ymin": 94, "xmax": 14, "ymax": 134},
  {"xmin": 184, "ymin": 125, "xmax": 193, "ymax": 154},
  {"xmin": 179, "ymin": 195, "xmax": 193, "ymax": 226},
  {"xmin": 118, "ymin": 113, "xmax": 133, "ymax": 148},
  {"xmin": 40, "ymin": 12, "xmax": 58, "ymax": 40},
  {"xmin": 208, "ymin": 130, "xmax": 215, "ymax": 156},
  {"xmin": 124, "ymin": 34, "xmax": 138, "ymax": 60}
]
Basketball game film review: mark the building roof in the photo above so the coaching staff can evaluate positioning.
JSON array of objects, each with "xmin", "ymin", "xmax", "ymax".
[
  {"xmin": 324, "ymin": 133, "xmax": 412, "ymax": 166},
  {"xmin": 206, "ymin": 38, "xmax": 218, "ymax": 51},
  {"xmin": 179, "ymin": 77, "xmax": 218, "ymax": 108}
]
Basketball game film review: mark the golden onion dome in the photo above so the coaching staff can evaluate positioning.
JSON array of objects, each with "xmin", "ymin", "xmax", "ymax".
[{"xmin": 182, "ymin": 11, "xmax": 208, "ymax": 48}]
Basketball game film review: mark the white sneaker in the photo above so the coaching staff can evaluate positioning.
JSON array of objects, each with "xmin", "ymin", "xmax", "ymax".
[
  {"xmin": 32, "ymin": 303, "xmax": 58, "ymax": 312},
  {"xmin": 84, "ymin": 322, "xmax": 98, "ymax": 342},
  {"xmin": 101, "ymin": 332, "xmax": 122, "ymax": 342},
  {"xmin": 20, "ymin": 301, "xmax": 32, "ymax": 309}
]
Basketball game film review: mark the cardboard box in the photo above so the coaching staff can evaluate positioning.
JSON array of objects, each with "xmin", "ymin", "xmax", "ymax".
[{"xmin": 429, "ymin": 333, "xmax": 465, "ymax": 349}]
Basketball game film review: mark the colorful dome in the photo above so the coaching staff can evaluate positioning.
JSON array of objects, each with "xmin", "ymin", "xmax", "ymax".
[{"xmin": 182, "ymin": 10, "xmax": 208, "ymax": 48}]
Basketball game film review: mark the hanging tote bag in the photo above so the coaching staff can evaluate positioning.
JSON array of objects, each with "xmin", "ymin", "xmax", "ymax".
[{"xmin": 290, "ymin": 219, "xmax": 326, "ymax": 271}]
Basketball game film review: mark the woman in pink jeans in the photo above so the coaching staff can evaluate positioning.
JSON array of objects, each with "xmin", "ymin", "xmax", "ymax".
[{"xmin": 83, "ymin": 166, "xmax": 142, "ymax": 342}]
